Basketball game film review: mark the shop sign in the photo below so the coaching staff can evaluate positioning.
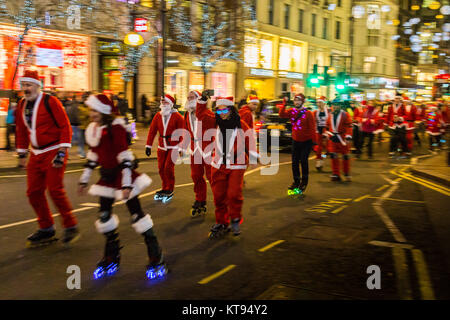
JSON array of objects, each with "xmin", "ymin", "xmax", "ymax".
[
  {"xmin": 134, "ymin": 18, "xmax": 149, "ymax": 33},
  {"xmin": 286, "ymin": 72, "xmax": 303, "ymax": 79},
  {"xmin": 98, "ymin": 41, "xmax": 122, "ymax": 54},
  {"xmin": 250, "ymin": 68, "xmax": 274, "ymax": 77}
]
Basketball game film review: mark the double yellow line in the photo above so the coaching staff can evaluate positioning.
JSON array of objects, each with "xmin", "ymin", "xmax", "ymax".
[{"xmin": 390, "ymin": 166, "xmax": 450, "ymax": 196}]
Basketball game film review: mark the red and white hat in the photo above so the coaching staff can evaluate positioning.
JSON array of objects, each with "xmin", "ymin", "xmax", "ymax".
[
  {"xmin": 190, "ymin": 90, "xmax": 201, "ymax": 99},
  {"xmin": 20, "ymin": 70, "xmax": 41, "ymax": 87},
  {"xmin": 248, "ymin": 95, "xmax": 260, "ymax": 104},
  {"xmin": 85, "ymin": 94, "xmax": 115, "ymax": 115},
  {"xmin": 317, "ymin": 96, "xmax": 327, "ymax": 103},
  {"xmin": 294, "ymin": 93, "xmax": 305, "ymax": 101},
  {"xmin": 163, "ymin": 94, "xmax": 175, "ymax": 106},
  {"xmin": 216, "ymin": 96, "xmax": 234, "ymax": 107},
  {"xmin": 361, "ymin": 100, "xmax": 367, "ymax": 106}
]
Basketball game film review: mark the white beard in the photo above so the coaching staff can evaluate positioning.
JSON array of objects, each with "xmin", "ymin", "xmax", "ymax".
[
  {"xmin": 185, "ymin": 100, "xmax": 196, "ymax": 112},
  {"xmin": 160, "ymin": 104, "xmax": 172, "ymax": 116}
]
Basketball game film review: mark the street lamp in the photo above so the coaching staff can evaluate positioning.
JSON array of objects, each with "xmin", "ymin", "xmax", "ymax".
[{"xmin": 124, "ymin": 32, "xmax": 144, "ymax": 46}]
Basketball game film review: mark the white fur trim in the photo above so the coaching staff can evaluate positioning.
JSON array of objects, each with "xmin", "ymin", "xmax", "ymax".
[
  {"xmin": 117, "ymin": 150, "xmax": 134, "ymax": 163},
  {"xmin": 17, "ymin": 148, "xmax": 28, "ymax": 153},
  {"xmin": 95, "ymin": 214, "xmax": 119, "ymax": 234},
  {"xmin": 121, "ymin": 168, "xmax": 132, "ymax": 187},
  {"xmin": 86, "ymin": 150, "xmax": 98, "ymax": 162},
  {"xmin": 217, "ymin": 99, "xmax": 234, "ymax": 107},
  {"xmin": 145, "ymin": 145, "xmax": 152, "ymax": 149},
  {"xmin": 85, "ymin": 95, "xmax": 111, "ymax": 114},
  {"xmin": 88, "ymin": 184, "xmax": 116, "ymax": 198},
  {"xmin": 85, "ymin": 122, "xmax": 103, "ymax": 147},
  {"xmin": 128, "ymin": 174, "xmax": 152, "ymax": 200},
  {"xmin": 164, "ymin": 96, "xmax": 174, "ymax": 106},
  {"xmin": 20, "ymin": 77, "xmax": 41, "ymax": 86},
  {"xmin": 426, "ymin": 131, "xmax": 442, "ymax": 136},
  {"xmin": 131, "ymin": 214, "xmax": 154, "ymax": 234},
  {"xmin": 79, "ymin": 168, "xmax": 93, "ymax": 185},
  {"xmin": 112, "ymin": 117, "xmax": 127, "ymax": 128},
  {"xmin": 60, "ymin": 143, "xmax": 72, "ymax": 148},
  {"xmin": 248, "ymin": 99, "xmax": 259, "ymax": 104}
]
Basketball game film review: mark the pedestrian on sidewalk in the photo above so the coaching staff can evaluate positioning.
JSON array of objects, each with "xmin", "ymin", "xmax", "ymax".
[
  {"xmin": 79, "ymin": 93, "xmax": 166, "ymax": 279},
  {"xmin": 15, "ymin": 70, "xmax": 80, "ymax": 247},
  {"xmin": 78, "ymin": 95, "xmax": 91, "ymax": 158},
  {"xmin": 324, "ymin": 99, "xmax": 353, "ymax": 182},
  {"xmin": 66, "ymin": 93, "xmax": 85, "ymax": 158},
  {"xmin": 5, "ymin": 96, "xmax": 17, "ymax": 151},
  {"xmin": 279, "ymin": 93, "xmax": 316, "ymax": 193},
  {"xmin": 195, "ymin": 93, "xmax": 258, "ymax": 238},
  {"xmin": 145, "ymin": 94, "xmax": 184, "ymax": 203}
]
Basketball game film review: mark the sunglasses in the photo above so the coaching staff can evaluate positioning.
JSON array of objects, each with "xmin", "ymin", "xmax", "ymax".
[{"xmin": 216, "ymin": 108, "xmax": 230, "ymax": 115}]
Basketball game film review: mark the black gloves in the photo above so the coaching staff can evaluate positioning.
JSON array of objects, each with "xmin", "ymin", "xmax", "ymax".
[
  {"xmin": 145, "ymin": 147, "xmax": 152, "ymax": 157},
  {"xmin": 201, "ymin": 90, "xmax": 210, "ymax": 102},
  {"xmin": 53, "ymin": 150, "xmax": 66, "ymax": 166}
]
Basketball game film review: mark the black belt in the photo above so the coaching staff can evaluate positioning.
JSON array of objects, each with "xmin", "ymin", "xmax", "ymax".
[
  {"xmin": 162, "ymin": 135, "xmax": 171, "ymax": 139},
  {"xmin": 32, "ymin": 140, "xmax": 59, "ymax": 150}
]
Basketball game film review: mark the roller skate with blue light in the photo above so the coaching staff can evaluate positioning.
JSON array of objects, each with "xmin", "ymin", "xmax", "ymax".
[
  {"xmin": 161, "ymin": 190, "xmax": 174, "ymax": 204},
  {"xmin": 146, "ymin": 257, "xmax": 168, "ymax": 280},
  {"xmin": 190, "ymin": 200, "xmax": 207, "ymax": 218},
  {"xmin": 93, "ymin": 231, "xmax": 121, "ymax": 279},
  {"xmin": 154, "ymin": 189, "xmax": 165, "ymax": 201}
]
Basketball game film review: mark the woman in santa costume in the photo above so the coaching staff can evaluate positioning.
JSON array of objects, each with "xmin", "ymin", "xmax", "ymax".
[
  {"xmin": 196, "ymin": 93, "xmax": 258, "ymax": 238},
  {"xmin": 352, "ymin": 100, "xmax": 366, "ymax": 157},
  {"xmin": 387, "ymin": 94, "xmax": 406, "ymax": 126},
  {"xmin": 426, "ymin": 104, "xmax": 446, "ymax": 151},
  {"xmin": 279, "ymin": 93, "xmax": 316, "ymax": 193},
  {"xmin": 78, "ymin": 94, "xmax": 166, "ymax": 279},
  {"xmin": 238, "ymin": 95, "xmax": 259, "ymax": 129},
  {"xmin": 324, "ymin": 99, "xmax": 353, "ymax": 182},
  {"xmin": 359, "ymin": 100, "xmax": 382, "ymax": 159},
  {"xmin": 15, "ymin": 70, "xmax": 79, "ymax": 247},
  {"xmin": 312, "ymin": 96, "xmax": 329, "ymax": 171},
  {"xmin": 402, "ymin": 97, "xmax": 417, "ymax": 156},
  {"xmin": 181, "ymin": 90, "xmax": 214, "ymax": 217},
  {"xmin": 145, "ymin": 94, "xmax": 184, "ymax": 203}
]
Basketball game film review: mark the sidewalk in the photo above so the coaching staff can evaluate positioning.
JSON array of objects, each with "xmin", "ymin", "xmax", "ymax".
[
  {"xmin": 0, "ymin": 123, "xmax": 157, "ymax": 173},
  {"xmin": 410, "ymin": 151, "xmax": 450, "ymax": 187}
]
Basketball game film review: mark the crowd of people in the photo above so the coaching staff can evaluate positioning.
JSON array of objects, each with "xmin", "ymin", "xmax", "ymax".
[{"xmin": 9, "ymin": 68, "xmax": 450, "ymax": 281}]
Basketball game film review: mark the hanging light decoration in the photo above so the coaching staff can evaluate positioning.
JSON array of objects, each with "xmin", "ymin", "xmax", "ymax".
[
  {"xmin": 436, "ymin": 14, "xmax": 444, "ymax": 19},
  {"xmin": 352, "ymin": 5, "xmax": 365, "ymax": 18},
  {"xmin": 411, "ymin": 44, "xmax": 422, "ymax": 52},
  {"xmin": 428, "ymin": 1, "xmax": 441, "ymax": 10},
  {"xmin": 404, "ymin": 29, "xmax": 413, "ymax": 35},
  {"xmin": 441, "ymin": 5, "xmax": 450, "ymax": 15},
  {"xmin": 381, "ymin": 5, "xmax": 390, "ymax": 12},
  {"xmin": 410, "ymin": 17, "xmax": 421, "ymax": 24},
  {"xmin": 411, "ymin": 5, "xmax": 420, "ymax": 11},
  {"xmin": 391, "ymin": 35, "xmax": 401, "ymax": 40},
  {"xmin": 410, "ymin": 35, "xmax": 420, "ymax": 43},
  {"xmin": 443, "ymin": 23, "xmax": 450, "ymax": 33},
  {"xmin": 432, "ymin": 35, "xmax": 441, "ymax": 42}
]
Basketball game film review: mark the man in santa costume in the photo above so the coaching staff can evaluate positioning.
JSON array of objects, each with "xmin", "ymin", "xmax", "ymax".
[
  {"xmin": 351, "ymin": 100, "xmax": 366, "ymax": 157},
  {"xmin": 239, "ymin": 95, "xmax": 259, "ymax": 129},
  {"xmin": 15, "ymin": 70, "xmax": 79, "ymax": 247},
  {"xmin": 279, "ymin": 93, "xmax": 316, "ymax": 193},
  {"xmin": 324, "ymin": 99, "xmax": 353, "ymax": 182},
  {"xmin": 79, "ymin": 94, "xmax": 166, "ymax": 279},
  {"xmin": 181, "ymin": 90, "xmax": 214, "ymax": 217},
  {"xmin": 196, "ymin": 93, "xmax": 258, "ymax": 238},
  {"xmin": 414, "ymin": 102, "xmax": 426, "ymax": 147},
  {"xmin": 402, "ymin": 97, "xmax": 417, "ymax": 156},
  {"xmin": 426, "ymin": 104, "xmax": 446, "ymax": 151},
  {"xmin": 387, "ymin": 94, "xmax": 406, "ymax": 126},
  {"xmin": 145, "ymin": 94, "xmax": 184, "ymax": 202},
  {"xmin": 359, "ymin": 100, "xmax": 382, "ymax": 159},
  {"xmin": 312, "ymin": 96, "xmax": 329, "ymax": 171}
]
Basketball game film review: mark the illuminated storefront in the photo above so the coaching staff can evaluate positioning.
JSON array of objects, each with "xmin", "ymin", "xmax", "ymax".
[
  {"xmin": 0, "ymin": 24, "xmax": 90, "ymax": 93},
  {"xmin": 97, "ymin": 39, "xmax": 125, "ymax": 95}
]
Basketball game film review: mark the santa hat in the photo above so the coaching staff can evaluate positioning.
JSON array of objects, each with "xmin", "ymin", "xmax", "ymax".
[
  {"xmin": 85, "ymin": 94, "xmax": 115, "ymax": 115},
  {"xmin": 317, "ymin": 96, "xmax": 327, "ymax": 103},
  {"xmin": 248, "ymin": 95, "xmax": 260, "ymax": 104},
  {"xmin": 361, "ymin": 100, "xmax": 367, "ymax": 106},
  {"xmin": 163, "ymin": 94, "xmax": 175, "ymax": 107},
  {"xmin": 190, "ymin": 90, "xmax": 201, "ymax": 99},
  {"xmin": 216, "ymin": 96, "xmax": 234, "ymax": 107},
  {"xmin": 294, "ymin": 93, "xmax": 305, "ymax": 101},
  {"xmin": 20, "ymin": 70, "xmax": 41, "ymax": 87}
]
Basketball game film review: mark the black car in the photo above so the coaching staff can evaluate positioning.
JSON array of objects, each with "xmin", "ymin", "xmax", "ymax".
[{"xmin": 258, "ymin": 100, "xmax": 293, "ymax": 153}]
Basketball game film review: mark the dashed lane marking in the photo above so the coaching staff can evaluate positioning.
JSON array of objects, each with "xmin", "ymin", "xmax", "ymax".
[
  {"xmin": 369, "ymin": 240, "xmax": 414, "ymax": 250},
  {"xmin": 392, "ymin": 247, "xmax": 413, "ymax": 300},
  {"xmin": 331, "ymin": 205, "xmax": 348, "ymax": 214},
  {"xmin": 368, "ymin": 197, "xmax": 425, "ymax": 204},
  {"xmin": 353, "ymin": 194, "xmax": 370, "ymax": 202},
  {"xmin": 412, "ymin": 249, "xmax": 436, "ymax": 300},
  {"xmin": 258, "ymin": 240, "xmax": 285, "ymax": 253},
  {"xmin": 376, "ymin": 185, "xmax": 389, "ymax": 192},
  {"xmin": 80, "ymin": 203, "xmax": 100, "ymax": 207},
  {"xmin": 198, "ymin": 265, "xmax": 237, "ymax": 285}
]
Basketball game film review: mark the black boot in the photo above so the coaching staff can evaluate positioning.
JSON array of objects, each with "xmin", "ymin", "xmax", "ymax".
[
  {"xmin": 94, "ymin": 230, "xmax": 121, "ymax": 279},
  {"xmin": 26, "ymin": 228, "xmax": 57, "ymax": 248},
  {"xmin": 143, "ymin": 228, "xmax": 167, "ymax": 279}
]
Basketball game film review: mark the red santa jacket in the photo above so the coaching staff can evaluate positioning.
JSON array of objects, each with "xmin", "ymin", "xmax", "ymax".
[
  {"xmin": 324, "ymin": 110, "xmax": 353, "ymax": 146},
  {"xmin": 15, "ymin": 92, "xmax": 72, "ymax": 155},
  {"xmin": 146, "ymin": 109, "xmax": 184, "ymax": 151},
  {"xmin": 181, "ymin": 101, "xmax": 216, "ymax": 158},
  {"xmin": 361, "ymin": 106, "xmax": 381, "ymax": 133},
  {"xmin": 196, "ymin": 100, "xmax": 258, "ymax": 170},
  {"xmin": 403, "ymin": 104, "xmax": 417, "ymax": 130},
  {"xmin": 238, "ymin": 105, "xmax": 254, "ymax": 129},
  {"xmin": 352, "ymin": 106, "xmax": 365, "ymax": 127},
  {"xmin": 279, "ymin": 105, "xmax": 316, "ymax": 143},
  {"xmin": 387, "ymin": 103, "xmax": 405, "ymax": 125},
  {"xmin": 415, "ymin": 105, "xmax": 426, "ymax": 122},
  {"xmin": 426, "ymin": 110, "xmax": 445, "ymax": 136}
]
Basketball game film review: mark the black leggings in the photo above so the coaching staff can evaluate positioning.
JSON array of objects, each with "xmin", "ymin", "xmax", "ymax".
[
  {"xmin": 291, "ymin": 139, "xmax": 313, "ymax": 184},
  {"xmin": 99, "ymin": 196, "xmax": 144, "ymax": 222},
  {"xmin": 390, "ymin": 134, "xmax": 408, "ymax": 153},
  {"xmin": 360, "ymin": 132, "xmax": 374, "ymax": 157}
]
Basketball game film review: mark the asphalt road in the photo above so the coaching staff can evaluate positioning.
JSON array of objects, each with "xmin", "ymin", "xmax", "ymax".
[{"xmin": 0, "ymin": 140, "xmax": 449, "ymax": 300}]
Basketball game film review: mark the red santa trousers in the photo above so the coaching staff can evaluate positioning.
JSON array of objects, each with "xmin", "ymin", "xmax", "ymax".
[
  {"xmin": 191, "ymin": 153, "xmax": 212, "ymax": 202},
  {"xmin": 211, "ymin": 166, "xmax": 245, "ymax": 226},
  {"xmin": 157, "ymin": 148, "xmax": 176, "ymax": 191},
  {"xmin": 26, "ymin": 149, "xmax": 76, "ymax": 229},
  {"xmin": 329, "ymin": 141, "xmax": 350, "ymax": 176},
  {"xmin": 315, "ymin": 132, "xmax": 328, "ymax": 159}
]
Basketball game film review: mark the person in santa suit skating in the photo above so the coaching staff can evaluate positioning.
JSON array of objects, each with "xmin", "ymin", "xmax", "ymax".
[
  {"xmin": 78, "ymin": 94, "xmax": 166, "ymax": 279},
  {"xmin": 351, "ymin": 100, "xmax": 366, "ymax": 157},
  {"xmin": 359, "ymin": 100, "xmax": 382, "ymax": 159},
  {"xmin": 387, "ymin": 115, "xmax": 408, "ymax": 158},
  {"xmin": 279, "ymin": 93, "xmax": 316, "ymax": 194},
  {"xmin": 387, "ymin": 94, "xmax": 406, "ymax": 126},
  {"xmin": 195, "ymin": 93, "xmax": 258, "ymax": 238},
  {"xmin": 312, "ymin": 96, "xmax": 329, "ymax": 171},
  {"xmin": 402, "ymin": 97, "xmax": 417, "ymax": 156},
  {"xmin": 15, "ymin": 70, "xmax": 80, "ymax": 247},
  {"xmin": 324, "ymin": 99, "xmax": 353, "ymax": 182},
  {"xmin": 238, "ymin": 95, "xmax": 259, "ymax": 129},
  {"xmin": 414, "ymin": 102, "xmax": 426, "ymax": 147},
  {"xmin": 145, "ymin": 94, "xmax": 184, "ymax": 203},
  {"xmin": 426, "ymin": 104, "xmax": 446, "ymax": 151},
  {"xmin": 180, "ymin": 90, "xmax": 214, "ymax": 217}
]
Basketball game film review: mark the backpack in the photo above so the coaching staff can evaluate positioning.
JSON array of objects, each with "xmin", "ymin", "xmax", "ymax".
[{"xmin": 21, "ymin": 94, "xmax": 60, "ymax": 128}]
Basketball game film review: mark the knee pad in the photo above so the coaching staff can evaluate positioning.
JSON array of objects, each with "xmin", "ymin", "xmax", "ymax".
[
  {"xmin": 95, "ymin": 214, "xmax": 119, "ymax": 234},
  {"xmin": 131, "ymin": 214, "xmax": 153, "ymax": 234},
  {"xmin": 343, "ymin": 154, "xmax": 350, "ymax": 160}
]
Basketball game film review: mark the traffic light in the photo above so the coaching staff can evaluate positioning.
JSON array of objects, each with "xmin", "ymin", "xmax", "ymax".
[
  {"xmin": 307, "ymin": 64, "xmax": 321, "ymax": 88},
  {"xmin": 335, "ymin": 72, "xmax": 349, "ymax": 93}
]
